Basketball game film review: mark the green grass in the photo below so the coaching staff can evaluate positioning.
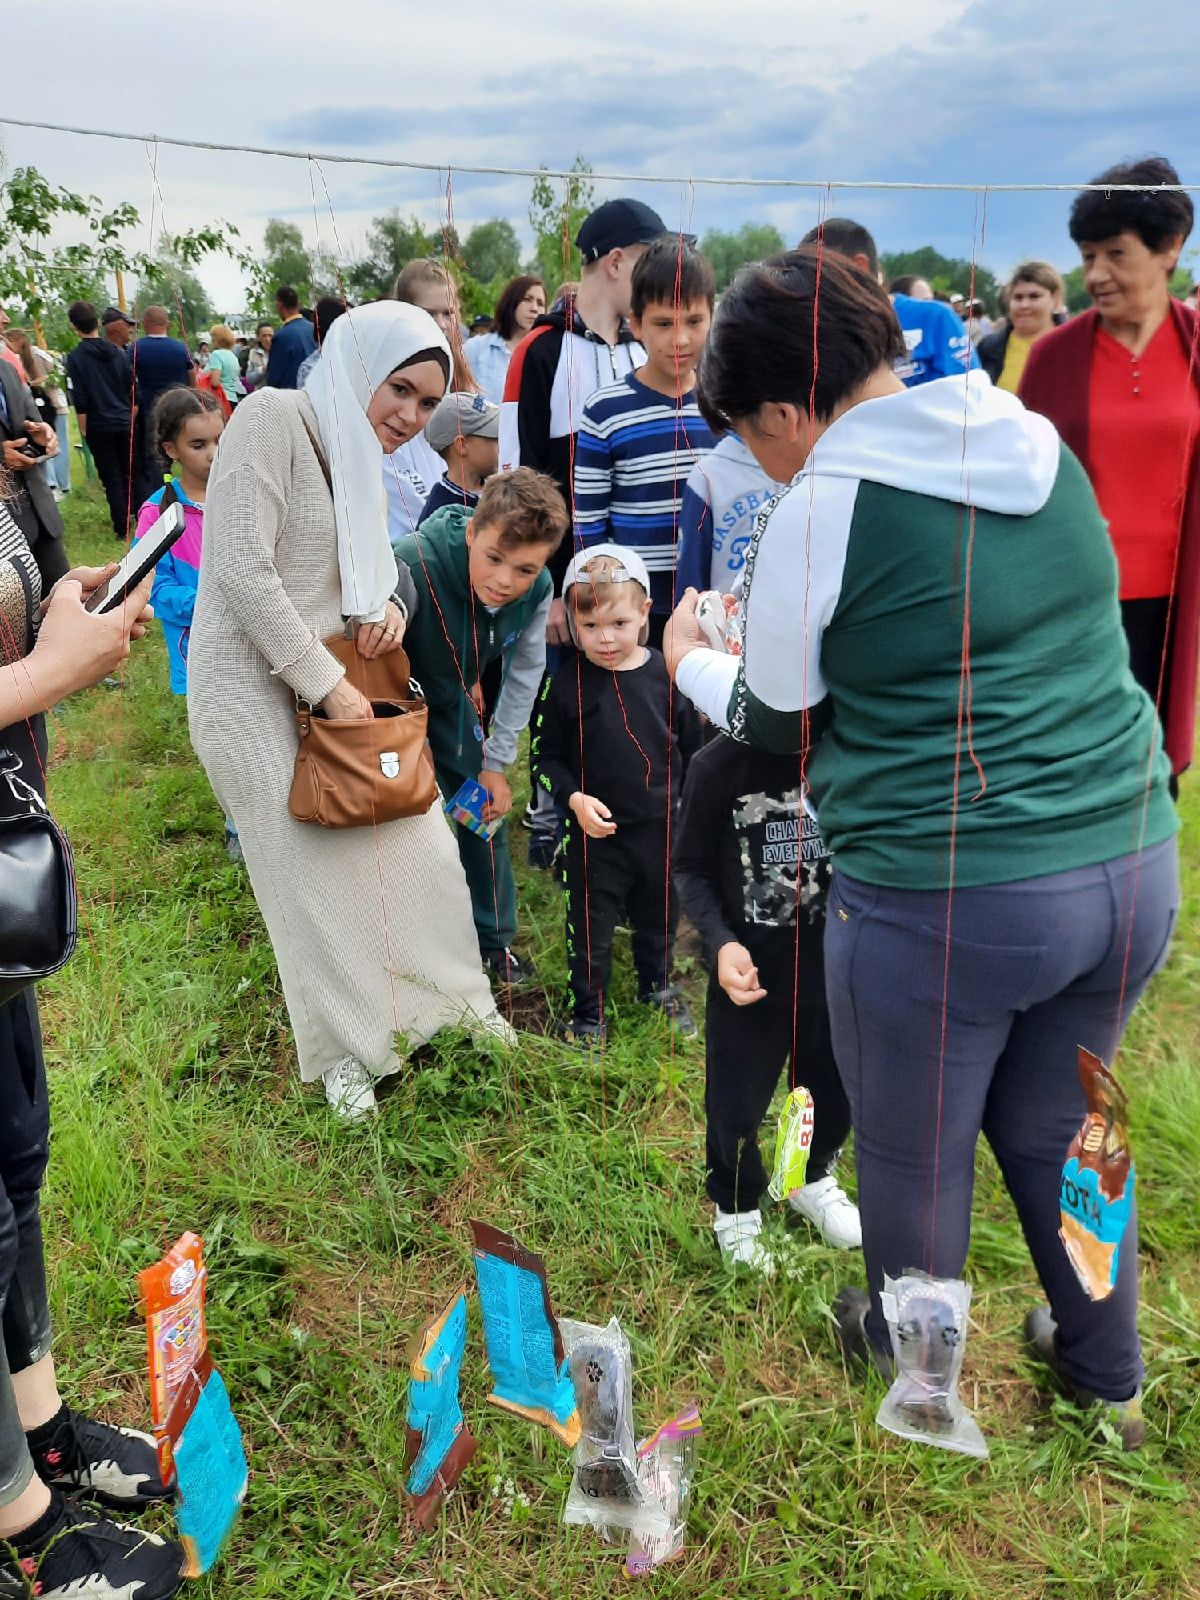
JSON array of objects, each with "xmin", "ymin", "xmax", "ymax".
[{"xmin": 35, "ymin": 478, "xmax": 1200, "ymax": 1598}]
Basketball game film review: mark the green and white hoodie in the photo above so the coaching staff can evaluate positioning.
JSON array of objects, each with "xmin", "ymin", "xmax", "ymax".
[{"xmin": 677, "ymin": 373, "xmax": 1176, "ymax": 889}]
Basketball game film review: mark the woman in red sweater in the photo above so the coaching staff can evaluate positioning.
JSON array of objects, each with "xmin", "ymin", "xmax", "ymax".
[{"xmin": 1021, "ymin": 156, "xmax": 1200, "ymax": 783}]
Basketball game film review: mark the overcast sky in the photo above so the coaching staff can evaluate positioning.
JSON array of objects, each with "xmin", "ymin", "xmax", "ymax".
[{"xmin": 3, "ymin": 0, "xmax": 1198, "ymax": 313}]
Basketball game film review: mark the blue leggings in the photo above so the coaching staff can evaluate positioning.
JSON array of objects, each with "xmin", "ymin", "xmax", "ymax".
[{"xmin": 824, "ymin": 838, "xmax": 1179, "ymax": 1401}]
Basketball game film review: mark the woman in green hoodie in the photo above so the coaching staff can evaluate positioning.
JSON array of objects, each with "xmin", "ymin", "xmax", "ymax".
[{"xmin": 666, "ymin": 247, "xmax": 1179, "ymax": 1449}]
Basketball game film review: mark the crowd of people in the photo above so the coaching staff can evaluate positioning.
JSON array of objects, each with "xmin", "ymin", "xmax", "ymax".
[{"xmin": 0, "ymin": 150, "xmax": 1194, "ymax": 1595}]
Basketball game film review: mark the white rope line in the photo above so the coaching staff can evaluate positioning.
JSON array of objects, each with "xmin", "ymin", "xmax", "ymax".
[{"xmin": 1, "ymin": 115, "xmax": 1196, "ymax": 194}]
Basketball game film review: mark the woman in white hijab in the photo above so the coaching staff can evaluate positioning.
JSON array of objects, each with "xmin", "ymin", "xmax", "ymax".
[{"xmin": 188, "ymin": 301, "xmax": 508, "ymax": 1118}]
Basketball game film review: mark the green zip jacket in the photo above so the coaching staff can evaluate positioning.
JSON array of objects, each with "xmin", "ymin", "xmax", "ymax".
[{"xmin": 396, "ymin": 505, "xmax": 552, "ymax": 777}]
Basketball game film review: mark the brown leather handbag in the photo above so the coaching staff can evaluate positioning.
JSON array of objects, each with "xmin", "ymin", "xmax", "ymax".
[{"xmin": 287, "ymin": 634, "xmax": 438, "ymax": 828}]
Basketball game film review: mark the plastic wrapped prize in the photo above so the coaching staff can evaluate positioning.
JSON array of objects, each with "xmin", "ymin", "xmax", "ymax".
[{"xmin": 876, "ymin": 1269, "xmax": 988, "ymax": 1459}]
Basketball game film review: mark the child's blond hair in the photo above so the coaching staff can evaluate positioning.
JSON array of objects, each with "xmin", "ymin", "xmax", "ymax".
[{"xmin": 569, "ymin": 553, "xmax": 648, "ymax": 617}]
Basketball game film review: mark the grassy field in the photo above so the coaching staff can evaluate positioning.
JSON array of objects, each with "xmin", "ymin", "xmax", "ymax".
[{"xmin": 34, "ymin": 477, "xmax": 1200, "ymax": 1598}]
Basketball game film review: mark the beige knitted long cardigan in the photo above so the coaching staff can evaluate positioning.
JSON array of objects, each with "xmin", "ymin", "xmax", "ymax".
[{"xmin": 187, "ymin": 388, "xmax": 505, "ymax": 1083}]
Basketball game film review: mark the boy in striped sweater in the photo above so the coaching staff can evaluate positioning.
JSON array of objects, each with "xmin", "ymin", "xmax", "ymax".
[{"xmin": 572, "ymin": 240, "xmax": 717, "ymax": 641}]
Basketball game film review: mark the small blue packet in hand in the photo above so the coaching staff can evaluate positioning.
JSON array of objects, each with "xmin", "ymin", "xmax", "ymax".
[
  {"xmin": 445, "ymin": 778, "xmax": 502, "ymax": 840},
  {"xmin": 470, "ymin": 1221, "xmax": 580, "ymax": 1447},
  {"xmin": 404, "ymin": 1291, "xmax": 477, "ymax": 1528}
]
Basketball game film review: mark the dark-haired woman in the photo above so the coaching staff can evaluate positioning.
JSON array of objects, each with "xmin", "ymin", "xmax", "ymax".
[
  {"xmin": 188, "ymin": 301, "xmax": 506, "ymax": 1120},
  {"xmin": 665, "ymin": 246, "xmax": 1179, "ymax": 1448},
  {"xmin": 1020, "ymin": 156, "xmax": 1200, "ymax": 782},
  {"xmin": 465, "ymin": 275, "xmax": 547, "ymax": 404}
]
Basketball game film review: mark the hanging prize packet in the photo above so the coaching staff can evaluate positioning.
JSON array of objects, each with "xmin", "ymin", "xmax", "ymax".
[
  {"xmin": 876, "ymin": 1270, "xmax": 987, "ymax": 1459},
  {"xmin": 139, "ymin": 1234, "xmax": 248, "ymax": 1576},
  {"xmin": 470, "ymin": 1221, "xmax": 581, "ymax": 1446},
  {"xmin": 404, "ymin": 1291, "xmax": 477, "ymax": 1528},
  {"xmin": 1059, "ymin": 1047, "xmax": 1135, "ymax": 1302},
  {"xmin": 626, "ymin": 1405, "xmax": 703, "ymax": 1576},
  {"xmin": 767, "ymin": 1087, "xmax": 815, "ymax": 1202}
]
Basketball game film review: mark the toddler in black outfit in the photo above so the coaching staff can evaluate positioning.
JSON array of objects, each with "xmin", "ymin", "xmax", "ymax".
[
  {"xmin": 531, "ymin": 546, "xmax": 699, "ymax": 1044},
  {"xmin": 673, "ymin": 732, "xmax": 861, "ymax": 1271}
]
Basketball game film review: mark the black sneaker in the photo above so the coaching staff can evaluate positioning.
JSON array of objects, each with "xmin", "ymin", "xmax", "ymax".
[
  {"xmin": 1023, "ymin": 1305, "xmax": 1145, "ymax": 1451},
  {"xmin": 4, "ymin": 1490, "xmax": 184, "ymax": 1600},
  {"xmin": 831, "ymin": 1286, "xmax": 896, "ymax": 1380},
  {"xmin": 553, "ymin": 1017, "xmax": 606, "ymax": 1052},
  {"xmin": 526, "ymin": 832, "xmax": 560, "ymax": 871},
  {"xmin": 638, "ymin": 986, "xmax": 697, "ymax": 1037},
  {"xmin": 27, "ymin": 1405, "xmax": 173, "ymax": 1509},
  {"xmin": 484, "ymin": 948, "xmax": 534, "ymax": 987}
]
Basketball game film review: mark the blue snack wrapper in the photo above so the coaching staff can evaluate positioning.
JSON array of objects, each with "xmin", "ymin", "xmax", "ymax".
[
  {"xmin": 1059, "ymin": 1047, "xmax": 1135, "ymax": 1301},
  {"xmin": 405, "ymin": 1291, "xmax": 477, "ymax": 1527},
  {"xmin": 173, "ymin": 1369, "xmax": 249, "ymax": 1576},
  {"xmin": 445, "ymin": 778, "xmax": 502, "ymax": 840},
  {"xmin": 470, "ymin": 1221, "xmax": 580, "ymax": 1446}
]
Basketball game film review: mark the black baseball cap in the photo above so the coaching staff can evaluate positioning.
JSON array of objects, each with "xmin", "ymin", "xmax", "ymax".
[
  {"xmin": 101, "ymin": 306, "xmax": 135, "ymax": 326},
  {"xmin": 576, "ymin": 198, "xmax": 670, "ymax": 264}
]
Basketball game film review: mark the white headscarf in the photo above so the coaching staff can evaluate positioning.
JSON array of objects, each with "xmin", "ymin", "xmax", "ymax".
[{"xmin": 304, "ymin": 301, "xmax": 451, "ymax": 622}]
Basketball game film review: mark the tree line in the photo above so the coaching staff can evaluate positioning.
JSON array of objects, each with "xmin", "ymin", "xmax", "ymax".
[{"xmin": 8, "ymin": 153, "xmax": 1153, "ymax": 350}]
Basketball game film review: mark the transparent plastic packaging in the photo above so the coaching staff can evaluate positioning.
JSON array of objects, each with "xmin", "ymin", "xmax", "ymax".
[
  {"xmin": 767, "ymin": 1086, "xmax": 815, "ymax": 1202},
  {"xmin": 876, "ymin": 1270, "xmax": 988, "ymax": 1459},
  {"xmin": 560, "ymin": 1318, "xmax": 664, "ymax": 1538},
  {"xmin": 625, "ymin": 1405, "xmax": 702, "ymax": 1576},
  {"xmin": 1059, "ymin": 1047, "xmax": 1135, "ymax": 1302}
]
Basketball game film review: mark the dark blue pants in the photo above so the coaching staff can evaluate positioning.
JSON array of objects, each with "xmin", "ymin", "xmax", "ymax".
[{"xmin": 824, "ymin": 839, "xmax": 1179, "ymax": 1401}]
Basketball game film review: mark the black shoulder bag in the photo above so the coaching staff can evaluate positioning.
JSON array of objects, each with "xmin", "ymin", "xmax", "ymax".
[{"xmin": 0, "ymin": 744, "xmax": 77, "ymax": 1006}]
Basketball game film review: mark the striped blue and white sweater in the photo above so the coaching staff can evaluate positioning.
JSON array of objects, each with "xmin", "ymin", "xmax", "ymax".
[{"xmin": 572, "ymin": 372, "xmax": 716, "ymax": 613}]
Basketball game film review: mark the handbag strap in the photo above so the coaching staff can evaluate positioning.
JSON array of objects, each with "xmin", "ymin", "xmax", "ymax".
[
  {"xmin": 0, "ymin": 744, "xmax": 46, "ymax": 815},
  {"xmin": 298, "ymin": 408, "xmax": 333, "ymax": 493}
]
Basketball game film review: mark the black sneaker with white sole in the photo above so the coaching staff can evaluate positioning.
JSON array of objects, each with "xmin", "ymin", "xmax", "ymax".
[
  {"xmin": 3, "ymin": 1490, "xmax": 184, "ymax": 1600},
  {"xmin": 485, "ymin": 948, "xmax": 534, "ymax": 987},
  {"xmin": 27, "ymin": 1405, "xmax": 173, "ymax": 1509}
]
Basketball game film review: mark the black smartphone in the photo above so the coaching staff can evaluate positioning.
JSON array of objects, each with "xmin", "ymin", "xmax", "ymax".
[
  {"xmin": 84, "ymin": 502, "xmax": 186, "ymax": 615},
  {"xmin": 17, "ymin": 437, "xmax": 47, "ymax": 459}
]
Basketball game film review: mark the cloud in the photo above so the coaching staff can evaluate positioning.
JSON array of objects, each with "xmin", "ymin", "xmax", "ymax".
[{"xmin": 2, "ymin": 0, "xmax": 1197, "ymax": 309}]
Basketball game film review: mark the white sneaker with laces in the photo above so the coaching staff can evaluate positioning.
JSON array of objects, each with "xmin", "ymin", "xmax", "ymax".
[
  {"xmin": 788, "ymin": 1175, "xmax": 862, "ymax": 1248},
  {"xmin": 713, "ymin": 1207, "xmax": 776, "ymax": 1276},
  {"xmin": 323, "ymin": 1057, "xmax": 377, "ymax": 1121}
]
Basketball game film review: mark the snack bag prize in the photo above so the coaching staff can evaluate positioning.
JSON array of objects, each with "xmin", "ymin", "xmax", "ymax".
[
  {"xmin": 626, "ymin": 1405, "xmax": 702, "ymax": 1576},
  {"xmin": 404, "ymin": 1291, "xmax": 477, "ymax": 1528},
  {"xmin": 139, "ymin": 1234, "xmax": 248, "ymax": 1576},
  {"xmin": 876, "ymin": 1270, "xmax": 987, "ymax": 1460},
  {"xmin": 470, "ymin": 1221, "xmax": 580, "ymax": 1446},
  {"xmin": 445, "ymin": 777, "xmax": 502, "ymax": 840},
  {"xmin": 559, "ymin": 1318, "xmax": 660, "ymax": 1539},
  {"xmin": 767, "ymin": 1087, "xmax": 815, "ymax": 1202},
  {"xmin": 1059, "ymin": 1046, "xmax": 1135, "ymax": 1302}
]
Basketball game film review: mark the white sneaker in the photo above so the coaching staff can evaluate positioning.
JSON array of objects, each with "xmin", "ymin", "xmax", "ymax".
[
  {"xmin": 323, "ymin": 1057, "xmax": 377, "ymax": 1121},
  {"xmin": 788, "ymin": 1175, "xmax": 862, "ymax": 1249},
  {"xmin": 713, "ymin": 1208, "xmax": 776, "ymax": 1276}
]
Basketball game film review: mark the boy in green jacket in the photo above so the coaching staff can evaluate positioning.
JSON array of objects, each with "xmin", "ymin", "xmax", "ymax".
[{"xmin": 395, "ymin": 467, "xmax": 569, "ymax": 984}]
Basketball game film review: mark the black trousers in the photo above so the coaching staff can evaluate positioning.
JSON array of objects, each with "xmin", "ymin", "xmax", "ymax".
[
  {"xmin": 87, "ymin": 425, "xmax": 135, "ymax": 537},
  {"xmin": 705, "ymin": 924, "xmax": 851, "ymax": 1213},
  {"xmin": 0, "ymin": 991, "xmax": 52, "ymax": 1503},
  {"xmin": 562, "ymin": 817, "xmax": 676, "ymax": 1025}
]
